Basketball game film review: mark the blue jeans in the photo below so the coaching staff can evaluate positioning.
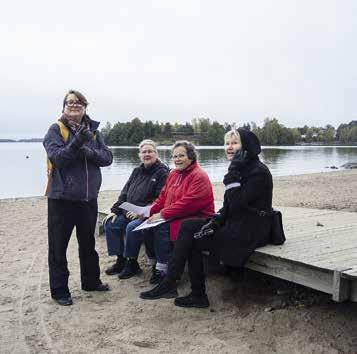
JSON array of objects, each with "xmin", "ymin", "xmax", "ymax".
[
  {"xmin": 104, "ymin": 214, "xmax": 142, "ymax": 257},
  {"xmin": 142, "ymin": 223, "xmax": 173, "ymax": 268}
]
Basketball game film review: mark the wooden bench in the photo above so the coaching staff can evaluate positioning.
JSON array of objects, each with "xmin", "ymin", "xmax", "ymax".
[{"xmin": 97, "ymin": 206, "xmax": 357, "ymax": 302}]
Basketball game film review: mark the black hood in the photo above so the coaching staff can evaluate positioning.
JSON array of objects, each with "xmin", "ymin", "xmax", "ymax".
[{"xmin": 237, "ymin": 128, "xmax": 261, "ymax": 158}]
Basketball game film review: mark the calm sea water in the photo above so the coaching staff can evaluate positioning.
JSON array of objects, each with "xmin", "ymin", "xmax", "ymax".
[{"xmin": 1, "ymin": 143, "xmax": 356, "ymax": 199}]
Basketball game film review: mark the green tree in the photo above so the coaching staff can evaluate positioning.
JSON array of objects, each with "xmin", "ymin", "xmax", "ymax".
[
  {"xmin": 349, "ymin": 126, "xmax": 357, "ymax": 142},
  {"xmin": 128, "ymin": 118, "xmax": 144, "ymax": 144},
  {"xmin": 339, "ymin": 127, "xmax": 350, "ymax": 143},
  {"xmin": 321, "ymin": 125, "xmax": 335, "ymax": 143},
  {"xmin": 101, "ymin": 121, "xmax": 112, "ymax": 143},
  {"xmin": 206, "ymin": 121, "xmax": 225, "ymax": 145},
  {"xmin": 163, "ymin": 122, "xmax": 173, "ymax": 138},
  {"xmin": 261, "ymin": 118, "xmax": 281, "ymax": 145}
]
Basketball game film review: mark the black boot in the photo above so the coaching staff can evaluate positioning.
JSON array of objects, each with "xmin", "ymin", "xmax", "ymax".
[
  {"xmin": 53, "ymin": 296, "xmax": 73, "ymax": 306},
  {"xmin": 174, "ymin": 292, "xmax": 210, "ymax": 308},
  {"xmin": 140, "ymin": 279, "xmax": 177, "ymax": 300},
  {"xmin": 118, "ymin": 259, "xmax": 142, "ymax": 279},
  {"xmin": 105, "ymin": 256, "xmax": 126, "ymax": 275},
  {"xmin": 149, "ymin": 266, "xmax": 165, "ymax": 284}
]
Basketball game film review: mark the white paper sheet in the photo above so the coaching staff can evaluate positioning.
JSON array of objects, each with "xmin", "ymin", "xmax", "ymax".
[
  {"xmin": 119, "ymin": 202, "xmax": 151, "ymax": 217},
  {"xmin": 133, "ymin": 218, "xmax": 167, "ymax": 231}
]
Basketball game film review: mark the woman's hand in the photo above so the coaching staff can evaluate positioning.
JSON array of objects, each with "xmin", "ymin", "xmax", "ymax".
[
  {"xmin": 147, "ymin": 213, "xmax": 162, "ymax": 223},
  {"xmin": 126, "ymin": 211, "xmax": 139, "ymax": 220},
  {"xmin": 102, "ymin": 212, "xmax": 117, "ymax": 225}
]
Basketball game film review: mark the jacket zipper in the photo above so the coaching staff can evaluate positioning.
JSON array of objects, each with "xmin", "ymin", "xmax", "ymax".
[{"xmin": 85, "ymin": 155, "xmax": 89, "ymax": 201}]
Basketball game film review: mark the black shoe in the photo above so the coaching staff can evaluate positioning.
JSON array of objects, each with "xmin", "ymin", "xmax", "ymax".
[
  {"xmin": 105, "ymin": 256, "xmax": 125, "ymax": 275},
  {"xmin": 140, "ymin": 280, "xmax": 178, "ymax": 300},
  {"xmin": 118, "ymin": 259, "xmax": 142, "ymax": 279},
  {"xmin": 82, "ymin": 283, "xmax": 110, "ymax": 292},
  {"xmin": 174, "ymin": 293, "xmax": 209, "ymax": 308},
  {"xmin": 54, "ymin": 297, "xmax": 73, "ymax": 306},
  {"xmin": 149, "ymin": 267, "xmax": 165, "ymax": 284}
]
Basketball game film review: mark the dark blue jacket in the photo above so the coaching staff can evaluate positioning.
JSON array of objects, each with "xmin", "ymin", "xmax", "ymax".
[{"xmin": 43, "ymin": 115, "xmax": 113, "ymax": 201}]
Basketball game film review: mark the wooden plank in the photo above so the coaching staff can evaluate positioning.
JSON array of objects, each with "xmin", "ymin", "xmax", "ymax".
[
  {"xmin": 343, "ymin": 267, "xmax": 357, "ymax": 278},
  {"xmin": 332, "ymin": 268, "xmax": 352, "ymax": 302},
  {"xmin": 246, "ymin": 253, "xmax": 334, "ymax": 295}
]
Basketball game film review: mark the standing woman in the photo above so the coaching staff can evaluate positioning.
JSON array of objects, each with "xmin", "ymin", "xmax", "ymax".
[
  {"xmin": 43, "ymin": 90, "xmax": 113, "ymax": 306},
  {"xmin": 141, "ymin": 129, "xmax": 273, "ymax": 308}
]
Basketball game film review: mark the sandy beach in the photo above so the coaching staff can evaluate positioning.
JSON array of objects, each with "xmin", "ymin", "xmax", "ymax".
[{"xmin": 1, "ymin": 170, "xmax": 357, "ymax": 353}]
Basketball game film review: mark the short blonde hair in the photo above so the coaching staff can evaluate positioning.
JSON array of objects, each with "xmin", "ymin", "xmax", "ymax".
[
  {"xmin": 138, "ymin": 139, "xmax": 157, "ymax": 152},
  {"xmin": 224, "ymin": 130, "xmax": 241, "ymax": 143}
]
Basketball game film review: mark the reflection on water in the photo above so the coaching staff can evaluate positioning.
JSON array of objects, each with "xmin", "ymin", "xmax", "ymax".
[
  {"xmin": 0, "ymin": 143, "xmax": 356, "ymax": 198},
  {"xmin": 105, "ymin": 145, "xmax": 357, "ymax": 190}
]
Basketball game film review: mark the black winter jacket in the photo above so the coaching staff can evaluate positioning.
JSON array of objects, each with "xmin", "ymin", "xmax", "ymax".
[
  {"xmin": 111, "ymin": 160, "xmax": 169, "ymax": 215},
  {"xmin": 43, "ymin": 115, "xmax": 113, "ymax": 201},
  {"xmin": 213, "ymin": 129, "xmax": 273, "ymax": 266}
]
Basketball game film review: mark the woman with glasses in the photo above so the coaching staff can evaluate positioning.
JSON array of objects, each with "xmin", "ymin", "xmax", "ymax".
[
  {"xmin": 140, "ymin": 130, "xmax": 273, "ymax": 308},
  {"xmin": 43, "ymin": 90, "xmax": 113, "ymax": 306},
  {"xmin": 137, "ymin": 140, "xmax": 215, "ymax": 289},
  {"xmin": 103, "ymin": 139, "xmax": 169, "ymax": 280}
]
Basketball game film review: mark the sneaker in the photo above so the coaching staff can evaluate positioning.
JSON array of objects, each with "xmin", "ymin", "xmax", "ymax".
[
  {"xmin": 54, "ymin": 297, "xmax": 73, "ymax": 306},
  {"xmin": 118, "ymin": 259, "xmax": 142, "ymax": 279},
  {"xmin": 105, "ymin": 256, "xmax": 126, "ymax": 275},
  {"xmin": 140, "ymin": 280, "xmax": 178, "ymax": 300},
  {"xmin": 149, "ymin": 267, "xmax": 165, "ymax": 284},
  {"xmin": 174, "ymin": 292, "xmax": 210, "ymax": 308}
]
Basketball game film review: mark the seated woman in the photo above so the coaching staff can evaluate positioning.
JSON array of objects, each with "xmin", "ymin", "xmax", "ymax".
[
  {"xmin": 140, "ymin": 129, "xmax": 273, "ymax": 307},
  {"xmin": 103, "ymin": 139, "xmax": 169, "ymax": 277},
  {"xmin": 135, "ymin": 140, "xmax": 215, "ymax": 286}
]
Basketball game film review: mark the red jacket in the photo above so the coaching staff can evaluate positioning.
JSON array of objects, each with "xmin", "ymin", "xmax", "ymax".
[{"xmin": 150, "ymin": 162, "xmax": 214, "ymax": 241}]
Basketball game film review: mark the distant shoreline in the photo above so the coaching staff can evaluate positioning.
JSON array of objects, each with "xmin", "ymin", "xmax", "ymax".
[
  {"xmin": 1, "ymin": 139, "xmax": 356, "ymax": 147},
  {"xmin": 0, "ymin": 139, "xmax": 43, "ymax": 143}
]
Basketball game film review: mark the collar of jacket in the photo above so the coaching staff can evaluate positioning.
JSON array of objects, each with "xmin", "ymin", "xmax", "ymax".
[{"xmin": 139, "ymin": 160, "xmax": 164, "ymax": 174}]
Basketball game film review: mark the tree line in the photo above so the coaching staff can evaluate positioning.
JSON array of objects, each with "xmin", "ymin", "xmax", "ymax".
[{"xmin": 101, "ymin": 117, "xmax": 357, "ymax": 146}]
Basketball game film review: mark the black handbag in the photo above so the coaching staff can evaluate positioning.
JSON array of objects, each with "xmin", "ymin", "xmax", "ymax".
[
  {"xmin": 270, "ymin": 209, "xmax": 286, "ymax": 245},
  {"xmin": 246, "ymin": 207, "xmax": 286, "ymax": 245}
]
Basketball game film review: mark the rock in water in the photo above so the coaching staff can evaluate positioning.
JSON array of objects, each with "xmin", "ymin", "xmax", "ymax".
[{"xmin": 341, "ymin": 162, "xmax": 357, "ymax": 169}]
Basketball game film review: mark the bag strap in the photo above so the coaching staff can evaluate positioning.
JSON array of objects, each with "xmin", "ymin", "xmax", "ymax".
[{"xmin": 45, "ymin": 120, "xmax": 70, "ymax": 195}]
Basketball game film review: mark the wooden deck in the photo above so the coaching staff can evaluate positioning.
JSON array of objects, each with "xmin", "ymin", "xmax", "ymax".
[
  {"xmin": 97, "ymin": 206, "xmax": 357, "ymax": 302},
  {"xmin": 246, "ymin": 207, "xmax": 357, "ymax": 302}
]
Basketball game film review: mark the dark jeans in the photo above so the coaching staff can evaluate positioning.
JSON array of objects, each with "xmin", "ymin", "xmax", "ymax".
[
  {"xmin": 168, "ymin": 218, "xmax": 213, "ymax": 295},
  {"xmin": 104, "ymin": 214, "xmax": 143, "ymax": 257},
  {"xmin": 143, "ymin": 223, "xmax": 173, "ymax": 269},
  {"xmin": 48, "ymin": 198, "xmax": 101, "ymax": 299}
]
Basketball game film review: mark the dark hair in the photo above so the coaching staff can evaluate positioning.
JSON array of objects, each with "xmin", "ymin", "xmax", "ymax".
[
  {"xmin": 62, "ymin": 90, "xmax": 88, "ymax": 112},
  {"xmin": 172, "ymin": 140, "xmax": 197, "ymax": 163}
]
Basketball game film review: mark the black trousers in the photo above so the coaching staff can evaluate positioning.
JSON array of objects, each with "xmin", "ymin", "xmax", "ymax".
[
  {"xmin": 168, "ymin": 218, "xmax": 214, "ymax": 296},
  {"xmin": 48, "ymin": 198, "xmax": 101, "ymax": 299}
]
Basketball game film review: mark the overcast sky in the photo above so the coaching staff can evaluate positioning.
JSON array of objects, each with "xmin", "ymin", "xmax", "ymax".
[{"xmin": 1, "ymin": 0, "xmax": 356, "ymax": 138}]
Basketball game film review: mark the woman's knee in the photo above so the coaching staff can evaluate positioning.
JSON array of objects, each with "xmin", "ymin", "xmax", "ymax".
[
  {"xmin": 125, "ymin": 219, "xmax": 142, "ymax": 235},
  {"xmin": 181, "ymin": 218, "xmax": 205, "ymax": 233}
]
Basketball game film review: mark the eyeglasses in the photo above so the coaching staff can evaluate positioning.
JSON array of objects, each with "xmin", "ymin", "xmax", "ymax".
[
  {"xmin": 172, "ymin": 153, "xmax": 187, "ymax": 159},
  {"xmin": 65, "ymin": 100, "xmax": 85, "ymax": 107},
  {"xmin": 140, "ymin": 149, "xmax": 156, "ymax": 154}
]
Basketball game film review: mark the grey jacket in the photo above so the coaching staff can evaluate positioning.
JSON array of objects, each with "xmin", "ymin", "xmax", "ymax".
[{"xmin": 43, "ymin": 115, "xmax": 113, "ymax": 201}]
